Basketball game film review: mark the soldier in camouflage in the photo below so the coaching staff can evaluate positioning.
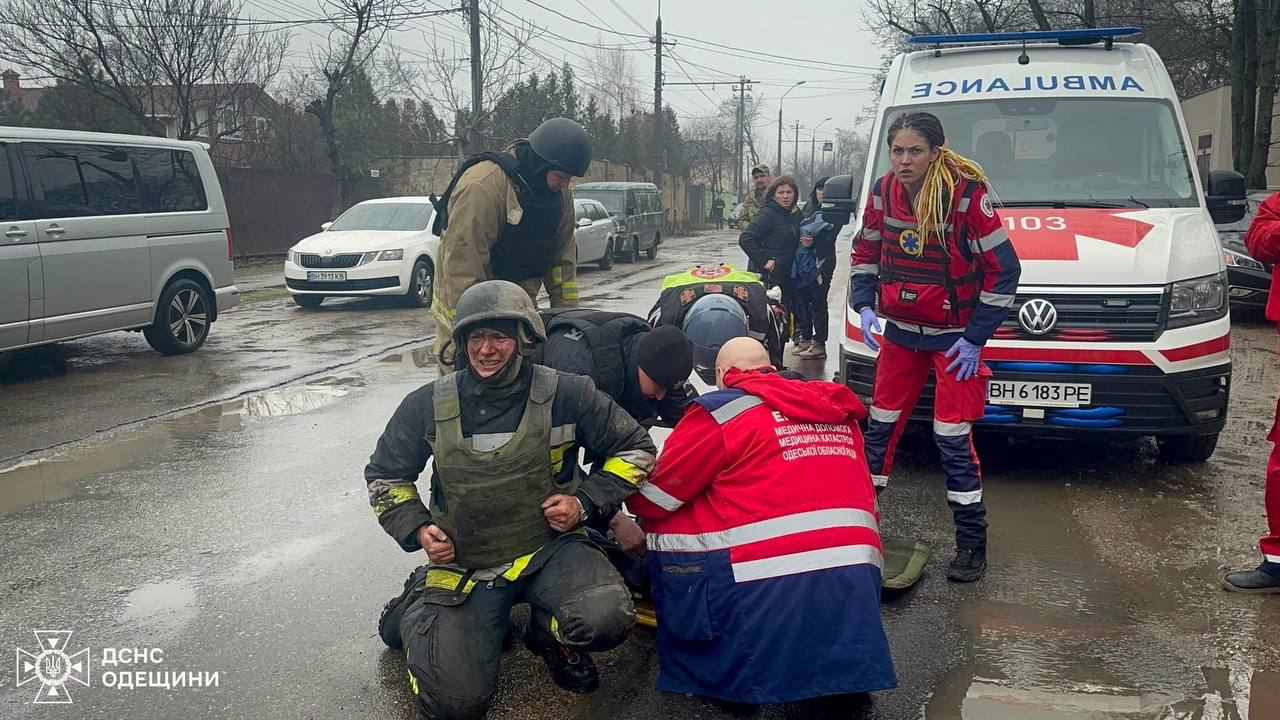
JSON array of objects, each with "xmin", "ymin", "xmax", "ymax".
[
  {"xmin": 736, "ymin": 162, "xmax": 773, "ymax": 230},
  {"xmin": 369, "ymin": 281, "xmax": 656, "ymax": 719}
]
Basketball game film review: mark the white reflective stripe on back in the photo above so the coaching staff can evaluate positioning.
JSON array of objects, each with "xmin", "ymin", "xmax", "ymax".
[
  {"xmin": 637, "ymin": 482, "xmax": 684, "ymax": 512},
  {"xmin": 872, "ymin": 195, "xmax": 882, "ymax": 210},
  {"xmin": 871, "ymin": 474, "xmax": 889, "ymax": 488},
  {"xmin": 1265, "ymin": 554, "xmax": 1280, "ymax": 564},
  {"xmin": 934, "ymin": 420, "xmax": 972, "ymax": 436},
  {"xmin": 975, "ymin": 227, "xmax": 1010, "ymax": 252},
  {"xmin": 883, "ymin": 216, "xmax": 913, "ymax": 230},
  {"xmin": 947, "ymin": 489, "xmax": 983, "ymax": 505},
  {"xmin": 886, "ymin": 319, "xmax": 965, "ymax": 337},
  {"xmin": 861, "ymin": 228, "xmax": 882, "ymax": 241},
  {"xmin": 957, "ymin": 198, "xmax": 971, "ymax": 212},
  {"xmin": 710, "ymin": 395, "xmax": 765, "ymax": 425},
  {"xmin": 868, "ymin": 406, "xmax": 900, "ymax": 424},
  {"xmin": 979, "ymin": 291, "xmax": 1015, "ymax": 308},
  {"xmin": 852, "ymin": 263, "xmax": 879, "ymax": 275},
  {"xmin": 647, "ymin": 508, "xmax": 879, "ymax": 553},
  {"xmin": 732, "ymin": 544, "xmax": 884, "ymax": 583}
]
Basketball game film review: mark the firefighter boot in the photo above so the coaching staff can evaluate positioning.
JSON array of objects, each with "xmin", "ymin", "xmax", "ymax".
[
  {"xmin": 947, "ymin": 547, "xmax": 987, "ymax": 583},
  {"xmin": 377, "ymin": 565, "xmax": 428, "ymax": 650},
  {"xmin": 525, "ymin": 630, "xmax": 600, "ymax": 693}
]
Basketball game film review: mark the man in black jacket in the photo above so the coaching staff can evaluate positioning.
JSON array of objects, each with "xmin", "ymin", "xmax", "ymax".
[
  {"xmin": 535, "ymin": 309, "xmax": 695, "ymax": 555},
  {"xmin": 369, "ymin": 281, "xmax": 656, "ymax": 718}
]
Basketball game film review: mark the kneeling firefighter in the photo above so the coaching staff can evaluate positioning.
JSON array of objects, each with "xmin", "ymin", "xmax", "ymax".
[
  {"xmin": 431, "ymin": 118, "xmax": 592, "ymax": 365},
  {"xmin": 366, "ymin": 281, "xmax": 656, "ymax": 719}
]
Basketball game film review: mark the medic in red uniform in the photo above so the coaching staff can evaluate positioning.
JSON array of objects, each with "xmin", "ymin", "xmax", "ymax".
[{"xmin": 850, "ymin": 111, "xmax": 1021, "ymax": 583}]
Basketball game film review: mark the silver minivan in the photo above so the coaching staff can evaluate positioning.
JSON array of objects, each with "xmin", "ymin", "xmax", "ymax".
[{"xmin": 0, "ymin": 127, "xmax": 237, "ymax": 355}]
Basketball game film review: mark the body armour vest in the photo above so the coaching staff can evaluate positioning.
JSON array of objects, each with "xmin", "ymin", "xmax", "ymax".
[{"xmin": 429, "ymin": 365, "xmax": 580, "ymax": 569}]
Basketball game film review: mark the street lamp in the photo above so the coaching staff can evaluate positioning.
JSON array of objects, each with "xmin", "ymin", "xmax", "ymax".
[
  {"xmin": 810, "ymin": 116, "xmax": 833, "ymax": 181},
  {"xmin": 776, "ymin": 81, "xmax": 805, "ymax": 175}
]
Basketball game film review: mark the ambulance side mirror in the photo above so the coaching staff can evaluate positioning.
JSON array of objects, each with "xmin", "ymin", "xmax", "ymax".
[
  {"xmin": 818, "ymin": 174, "xmax": 860, "ymax": 225},
  {"xmin": 1205, "ymin": 169, "xmax": 1247, "ymax": 225}
]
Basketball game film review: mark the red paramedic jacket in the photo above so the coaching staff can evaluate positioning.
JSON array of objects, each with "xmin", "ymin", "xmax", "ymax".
[
  {"xmin": 1245, "ymin": 192, "xmax": 1280, "ymax": 328},
  {"xmin": 629, "ymin": 368, "xmax": 894, "ymax": 703},
  {"xmin": 851, "ymin": 171, "xmax": 1021, "ymax": 351}
]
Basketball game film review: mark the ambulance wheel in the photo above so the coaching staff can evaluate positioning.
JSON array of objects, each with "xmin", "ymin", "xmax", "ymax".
[{"xmin": 1158, "ymin": 432, "xmax": 1219, "ymax": 463}]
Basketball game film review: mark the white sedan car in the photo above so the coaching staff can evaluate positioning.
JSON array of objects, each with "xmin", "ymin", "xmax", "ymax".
[
  {"xmin": 284, "ymin": 197, "xmax": 439, "ymax": 309},
  {"xmin": 574, "ymin": 198, "xmax": 618, "ymax": 270}
]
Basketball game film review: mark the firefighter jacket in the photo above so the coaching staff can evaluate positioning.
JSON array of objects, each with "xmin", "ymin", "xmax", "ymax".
[
  {"xmin": 629, "ymin": 369, "xmax": 896, "ymax": 703},
  {"xmin": 850, "ymin": 171, "xmax": 1021, "ymax": 352},
  {"xmin": 430, "ymin": 146, "xmax": 579, "ymax": 335},
  {"xmin": 365, "ymin": 362, "xmax": 655, "ymax": 600}
]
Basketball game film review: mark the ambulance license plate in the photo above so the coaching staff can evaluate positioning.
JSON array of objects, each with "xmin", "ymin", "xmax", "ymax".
[
  {"xmin": 986, "ymin": 380, "xmax": 1091, "ymax": 408},
  {"xmin": 307, "ymin": 271, "xmax": 346, "ymax": 282}
]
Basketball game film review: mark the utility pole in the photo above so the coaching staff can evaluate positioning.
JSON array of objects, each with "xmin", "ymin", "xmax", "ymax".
[
  {"xmin": 776, "ymin": 105, "xmax": 783, "ymax": 176},
  {"xmin": 467, "ymin": 0, "xmax": 482, "ymax": 153},
  {"xmin": 794, "ymin": 119, "xmax": 800, "ymax": 180},
  {"xmin": 651, "ymin": 7, "xmax": 674, "ymax": 188},
  {"xmin": 732, "ymin": 76, "xmax": 751, "ymax": 199}
]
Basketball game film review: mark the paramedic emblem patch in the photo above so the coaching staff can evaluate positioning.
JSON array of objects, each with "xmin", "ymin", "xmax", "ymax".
[
  {"xmin": 733, "ymin": 286, "xmax": 749, "ymax": 301},
  {"xmin": 679, "ymin": 288, "xmax": 696, "ymax": 305},
  {"xmin": 980, "ymin": 194, "xmax": 994, "ymax": 218},
  {"xmin": 899, "ymin": 229, "xmax": 923, "ymax": 257},
  {"xmin": 690, "ymin": 265, "xmax": 731, "ymax": 280}
]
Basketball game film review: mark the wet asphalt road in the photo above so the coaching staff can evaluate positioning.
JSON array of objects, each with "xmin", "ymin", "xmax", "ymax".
[{"xmin": 3, "ymin": 230, "xmax": 1280, "ymax": 719}]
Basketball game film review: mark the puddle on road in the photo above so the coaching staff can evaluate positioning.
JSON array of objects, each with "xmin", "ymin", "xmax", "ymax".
[
  {"xmin": 120, "ymin": 578, "xmax": 199, "ymax": 636},
  {"xmin": 0, "ymin": 358, "xmax": 406, "ymax": 515}
]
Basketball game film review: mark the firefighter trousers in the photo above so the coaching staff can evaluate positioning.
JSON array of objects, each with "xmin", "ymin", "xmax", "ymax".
[
  {"xmin": 862, "ymin": 337, "xmax": 990, "ymax": 549},
  {"xmin": 395, "ymin": 541, "xmax": 634, "ymax": 720}
]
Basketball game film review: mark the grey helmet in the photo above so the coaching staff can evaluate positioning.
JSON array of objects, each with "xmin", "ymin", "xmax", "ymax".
[
  {"xmin": 528, "ymin": 117, "xmax": 592, "ymax": 177},
  {"xmin": 446, "ymin": 280, "xmax": 546, "ymax": 367},
  {"xmin": 681, "ymin": 293, "xmax": 749, "ymax": 384}
]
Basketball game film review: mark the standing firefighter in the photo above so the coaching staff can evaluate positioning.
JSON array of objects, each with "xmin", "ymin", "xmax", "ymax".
[
  {"xmin": 850, "ymin": 111, "xmax": 1021, "ymax": 583},
  {"xmin": 369, "ymin": 281, "xmax": 656, "ymax": 719},
  {"xmin": 431, "ymin": 118, "xmax": 592, "ymax": 364}
]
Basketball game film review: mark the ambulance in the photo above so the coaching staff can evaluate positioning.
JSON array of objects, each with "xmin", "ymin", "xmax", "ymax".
[{"xmin": 830, "ymin": 28, "xmax": 1248, "ymax": 461}]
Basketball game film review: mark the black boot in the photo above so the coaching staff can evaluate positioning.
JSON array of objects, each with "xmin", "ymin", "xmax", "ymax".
[
  {"xmin": 947, "ymin": 547, "xmax": 987, "ymax": 583},
  {"xmin": 1222, "ymin": 567, "xmax": 1280, "ymax": 594},
  {"xmin": 378, "ymin": 565, "xmax": 428, "ymax": 650},
  {"xmin": 525, "ymin": 634, "xmax": 600, "ymax": 693}
]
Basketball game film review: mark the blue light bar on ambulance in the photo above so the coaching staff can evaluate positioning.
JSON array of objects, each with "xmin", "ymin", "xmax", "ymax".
[{"xmin": 907, "ymin": 27, "xmax": 1142, "ymax": 46}]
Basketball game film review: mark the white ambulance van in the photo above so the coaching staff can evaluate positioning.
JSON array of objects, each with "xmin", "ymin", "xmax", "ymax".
[{"xmin": 828, "ymin": 28, "xmax": 1248, "ymax": 461}]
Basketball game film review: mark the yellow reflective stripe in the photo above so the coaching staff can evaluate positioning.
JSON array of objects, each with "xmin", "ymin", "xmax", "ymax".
[
  {"xmin": 560, "ymin": 279, "xmax": 579, "ymax": 301},
  {"xmin": 501, "ymin": 552, "xmax": 537, "ymax": 581},
  {"xmin": 551, "ymin": 266, "xmax": 563, "ymax": 283},
  {"xmin": 431, "ymin": 302, "xmax": 455, "ymax": 327},
  {"xmin": 406, "ymin": 651, "xmax": 419, "ymax": 694},
  {"xmin": 602, "ymin": 456, "xmax": 646, "ymax": 485},
  {"xmin": 372, "ymin": 485, "xmax": 421, "ymax": 517},
  {"xmin": 550, "ymin": 442, "xmax": 573, "ymax": 474},
  {"xmin": 549, "ymin": 616, "xmax": 564, "ymax": 644},
  {"xmin": 425, "ymin": 568, "xmax": 476, "ymax": 594}
]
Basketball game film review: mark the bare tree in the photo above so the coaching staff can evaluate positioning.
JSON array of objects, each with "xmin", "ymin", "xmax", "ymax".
[
  {"xmin": 392, "ymin": 1, "xmax": 537, "ymax": 157},
  {"xmin": 591, "ymin": 40, "xmax": 640, "ymax": 121},
  {"xmin": 306, "ymin": 0, "xmax": 411, "ymax": 207},
  {"xmin": 0, "ymin": 0, "xmax": 287, "ymax": 139},
  {"xmin": 684, "ymin": 117, "xmax": 734, "ymax": 194}
]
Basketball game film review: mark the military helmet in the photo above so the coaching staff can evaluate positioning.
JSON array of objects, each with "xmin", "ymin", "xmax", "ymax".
[
  {"xmin": 682, "ymin": 293, "xmax": 750, "ymax": 384},
  {"xmin": 452, "ymin": 280, "xmax": 547, "ymax": 351},
  {"xmin": 528, "ymin": 117, "xmax": 592, "ymax": 177}
]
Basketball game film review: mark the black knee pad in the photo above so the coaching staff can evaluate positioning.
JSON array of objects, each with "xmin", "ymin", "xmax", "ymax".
[{"xmin": 556, "ymin": 583, "xmax": 635, "ymax": 651}]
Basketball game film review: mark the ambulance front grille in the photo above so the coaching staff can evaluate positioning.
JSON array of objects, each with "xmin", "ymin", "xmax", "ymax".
[{"xmin": 995, "ymin": 292, "xmax": 1164, "ymax": 342}]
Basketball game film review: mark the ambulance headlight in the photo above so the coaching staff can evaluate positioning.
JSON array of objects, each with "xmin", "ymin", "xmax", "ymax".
[{"xmin": 1166, "ymin": 271, "xmax": 1228, "ymax": 329}]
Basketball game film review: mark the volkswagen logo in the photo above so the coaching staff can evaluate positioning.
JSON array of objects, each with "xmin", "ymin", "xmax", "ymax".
[{"xmin": 1018, "ymin": 298, "xmax": 1058, "ymax": 335}]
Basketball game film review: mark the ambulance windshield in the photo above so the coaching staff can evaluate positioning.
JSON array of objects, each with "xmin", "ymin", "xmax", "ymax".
[{"xmin": 873, "ymin": 98, "xmax": 1197, "ymax": 209}]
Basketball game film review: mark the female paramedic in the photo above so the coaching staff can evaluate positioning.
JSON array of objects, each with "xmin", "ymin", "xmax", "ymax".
[{"xmin": 849, "ymin": 111, "xmax": 1022, "ymax": 583}]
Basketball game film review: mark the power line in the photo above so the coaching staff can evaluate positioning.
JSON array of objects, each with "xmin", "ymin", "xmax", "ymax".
[
  {"xmin": 518, "ymin": 0, "xmax": 649, "ymax": 39},
  {"xmin": 607, "ymin": 0, "xmax": 650, "ymax": 34},
  {"xmin": 666, "ymin": 33, "xmax": 880, "ymax": 72}
]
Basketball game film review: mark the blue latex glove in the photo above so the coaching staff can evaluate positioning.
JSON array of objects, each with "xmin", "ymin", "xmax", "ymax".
[
  {"xmin": 859, "ymin": 308, "xmax": 882, "ymax": 351},
  {"xmin": 944, "ymin": 337, "xmax": 982, "ymax": 381}
]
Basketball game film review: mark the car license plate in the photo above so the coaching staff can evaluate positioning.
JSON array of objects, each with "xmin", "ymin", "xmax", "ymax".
[
  {"xmin": 307, "ymin": 271, "xmax": 346, "ymax": 282},
  {"xmin": 986, "ymin": 380, "xmax": 1092, "ymax": 408}
]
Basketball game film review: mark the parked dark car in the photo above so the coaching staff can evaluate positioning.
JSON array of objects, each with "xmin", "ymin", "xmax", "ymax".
[{"xmin": 1217, "ymin": 190, "xmax": 1275, "ymax": 311}]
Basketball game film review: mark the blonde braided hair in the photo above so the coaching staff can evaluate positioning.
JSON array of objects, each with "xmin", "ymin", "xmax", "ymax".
[{"xmin": 888, "ymin": 112, "xmax": 990, "ymax": 245}]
